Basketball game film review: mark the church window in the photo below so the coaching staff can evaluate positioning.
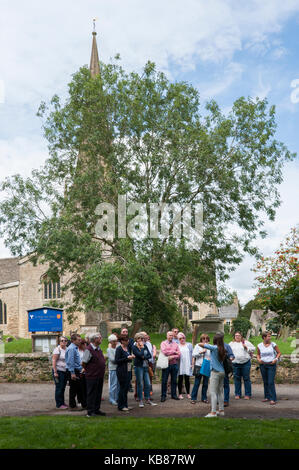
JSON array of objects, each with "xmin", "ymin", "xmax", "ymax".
[
  {"xmin": 188, "ymin": 307, "xmax": 193, "ymax": 320},
  {"xmin": 43, "ymin": 278, "xmax": 61, "ymax": 300}
]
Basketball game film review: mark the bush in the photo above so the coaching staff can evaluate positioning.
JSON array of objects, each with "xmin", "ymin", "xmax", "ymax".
[{"xmin": 232, "ymin": 317, "xmax": 253, "ymax": 337}]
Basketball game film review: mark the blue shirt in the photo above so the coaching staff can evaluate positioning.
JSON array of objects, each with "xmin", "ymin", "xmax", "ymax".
[
  {"xmin": 204, "ymin": 344, "xmax": 225, "ymax": 373},
  {"xmin": 65, "ymin": 343, "xmax": 82, "ymax": 373}
]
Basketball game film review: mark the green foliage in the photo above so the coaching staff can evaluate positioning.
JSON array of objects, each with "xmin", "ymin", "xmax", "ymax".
[
  {"xmin": 254, "ymin": 227, "xmax": 299, "ymax": 327},
  {"xmin": 266, "ymin": 317, "xmax": 281, "ymax": 334},
  {"xmin": 232, "ymin": 317, "xmax": 253, "ymax": 337},
  {"xmin": 0, "ymin": 60, "xmax": 295, "ymax": 327},
  {"xmin": 224, "ymin": 323, "xmax": 231, "ymax": 334},
  {"xmin": 239, "ymin": 298, "xmax": 262, "ymax": 319}
]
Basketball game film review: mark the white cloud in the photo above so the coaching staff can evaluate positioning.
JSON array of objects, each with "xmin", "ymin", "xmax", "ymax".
[
  {"xmin": 227, "ymin": 161, "xmax": 299, "ymax": 305},
  {"xmin": 0, "ymin": 137, "xmax": 48, "ymax": 179},
  {"xmin": 1, "ymin": 0, "xmax": 299, "ymax": 110},
  {"xmin": 199, "ymin": 62, "xmax": 244, "ymax": 100}
]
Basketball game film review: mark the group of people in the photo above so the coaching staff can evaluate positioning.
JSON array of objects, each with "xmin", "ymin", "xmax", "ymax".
[
  {"xmin": 159, "ymin": 328, "xmax": 281, "ymax": 417},
  {"xmin": 52, "ymin": 327, "xmax": 281, "ymax": 418}
]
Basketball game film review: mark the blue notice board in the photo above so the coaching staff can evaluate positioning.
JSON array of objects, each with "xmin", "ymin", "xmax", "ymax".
[{"xmin": 28, "ymin": 307, "xmax": 63, "ymax": 332}]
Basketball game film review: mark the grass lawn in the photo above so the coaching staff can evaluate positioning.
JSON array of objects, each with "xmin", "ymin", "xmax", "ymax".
[
  {"xmin": 3, "ymin": 333, "xmax": 295, "ymax": 354},
  {"xmin": 0, "ymin": 416, "xmax": 298, "ymax": 449}
]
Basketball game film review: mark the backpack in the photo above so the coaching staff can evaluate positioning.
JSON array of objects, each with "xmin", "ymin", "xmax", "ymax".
[{"xmin": 223, "ymin": 352, "xmax": 233, "ymax": 377}]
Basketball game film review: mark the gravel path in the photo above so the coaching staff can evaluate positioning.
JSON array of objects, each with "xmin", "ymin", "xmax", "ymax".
[{"xmin": 0, "ymin": 383, "xmax": 298, "ymax": 419}]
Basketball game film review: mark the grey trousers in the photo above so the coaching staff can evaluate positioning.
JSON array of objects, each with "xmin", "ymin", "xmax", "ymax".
[{"xmin": 210, "ymin": 370, "xmax": 225, "ymax": 413}]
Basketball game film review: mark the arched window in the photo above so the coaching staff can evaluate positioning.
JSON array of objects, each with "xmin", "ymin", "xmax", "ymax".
[
  {"xmin": 183, "ymin": 305, "xmax": 187, "ymax": 316},
  {"xmin": 0, "ymin": 300, "xmax": 7, "ymax": 324},
  {"xmin": 42, "ymin": 276, "xmax": 61, "ymax": 300},
  {"xmin": 188, "ymin": 307, "xmax": 193, "ymax": 320}
]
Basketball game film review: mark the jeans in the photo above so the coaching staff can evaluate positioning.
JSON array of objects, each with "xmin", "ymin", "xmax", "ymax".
[
  {"xmin": 52, "ymin": 369, "xmax": 68, "ymax": 408},
  {"xmin": 109, "ymin": 370, "xmax": 119, "ymax": 404},
  {"xmin": 117, "ymin": 373, "xmax": 131, "ymax": 410},
  {"xmin": 223, "ymin": 374, "xmax": 230, "ymax": 403},
  {"xmin": 233, "ymin": 360, "xmax": 252, "ymax": 397},
  {"xmin": 260, "ymin": 363, "xmax": 277, "ymax": 402},
  {"xmin": 161, "ymin": 363, "xmax": 178, "ymax": 398},
  {"xmin": 191, "ymin": 374, "xmax": 209, "ymax": 401},
  {"xmin": 210, "ymin": 370, "xmax": 225, "ymax": 413},
  {"xmin": 134, "ymin": 366, "xmax": 151, "ymax": 401}
]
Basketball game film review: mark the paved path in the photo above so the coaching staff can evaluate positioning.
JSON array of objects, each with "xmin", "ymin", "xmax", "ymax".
[{"xmin": 0, "ymin": 383, "xmax": 298, "ymax": 419}]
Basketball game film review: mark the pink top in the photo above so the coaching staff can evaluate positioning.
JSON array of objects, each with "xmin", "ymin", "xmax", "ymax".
[{"xmin": 160, "ymin": 340, "xmax": 181, "ymax": 365}]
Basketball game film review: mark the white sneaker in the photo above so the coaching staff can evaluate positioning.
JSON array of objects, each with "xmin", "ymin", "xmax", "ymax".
[
  {"xmin": 120, "ymin": 407, "xmax": 129, "ymax": 411},
  {"xmin": 127, "ymin": 407, "xmax": 134, "ymax": 410},
  {"xmin": 139, "ymin": 402, "xmax": 144, "ymax": 408},
  {"xmin": 217, "ymin": 411, "xmax": 225, "ymax": 416},
  {"xmin": 146, "ymin": 400, "xmax": 157, "ymax": 406},
  {"xmin": 205, "ymin": 413, "xmax": 218, "ymax": 418}
]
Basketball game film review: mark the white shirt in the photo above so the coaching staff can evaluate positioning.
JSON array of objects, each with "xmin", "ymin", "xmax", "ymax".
[
  {"xmin": 52, "ymin": 346, "xmax": 67, "ymax": 372},
  {"xmin": 192, "ymin": 344, "xmax": 211, "ymax": 366},
  {"xmin": 229, "ymin": 341, "xmax": 255, "ymax": 364},
  {"xmin": 179, "ymin": 344, "xmax": 192, "ymax": 375},
  {"xmin": 258, "ymin": 342, "xmax": 277, "ymax": 363}
]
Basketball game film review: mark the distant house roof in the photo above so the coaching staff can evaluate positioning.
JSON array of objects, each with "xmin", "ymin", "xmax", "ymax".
[
  {"xmin": 0, "ymin": 257, "xmax": 20, "ymax": 286},
  {"xmin": 218, "ymin": 302, "xmax": 239, "ymax": 319}
]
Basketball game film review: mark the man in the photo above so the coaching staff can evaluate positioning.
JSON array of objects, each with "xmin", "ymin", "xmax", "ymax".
[
  {"xmin": 172, "ymin": 328, "xmax": 180, "ymax": 344},
  {"xmin": 121, "ymin": 327, "xmax": 134, "ymax": 392},
  {"xmin": 216, "ymin": 331, "xmax": 235, "ymax": 407},
  {"xmin": 82, "ymin": 333, "xmax": 106, "ymax": 417},
  {"xmin": 65, "ymin": 333, "xmax": 86, "ymax": 410},
  {"xmin": 160, "ymin": 331, "xmax": 181, "ymax": 402}
]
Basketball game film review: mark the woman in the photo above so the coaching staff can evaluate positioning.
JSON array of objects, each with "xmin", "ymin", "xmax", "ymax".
[
  {"xmin": 115, "ymin": 335, "xmax": 135, "ymax": 412},
  {"xmin": 78, "ymin": 338, "xmax": 87, "ymax": 409},
  {"xmin": 144, "ymin": 333, "xmax": 156, "ymax": 396},
  {"xmin": 177, "ymin": 332, "xmax": 193, "ymax": 400},
  {"xmin": 257, "ymin": 331, "xmax": 281, "ymax": 405},
  {"xmin": 107, "ymin": 334, "xmax": 120, "ymax": 405},
  {"xmin": 229, "ymin": 331, "xmax": 255, "ymax": 400},
  {"xmin": 190, "ymin": 334, "xmax": 211, "ymax": 404},
  {"xmin": 199, "ymin": 333, "xmax": 226, "ymax": 417},
  {"xmin": 52, "ymin": 336, "xmax": 68, "ymax": 409},
  {"xmin": 132, "ymin": 333, "xmax": 157, "ymax": 407}
]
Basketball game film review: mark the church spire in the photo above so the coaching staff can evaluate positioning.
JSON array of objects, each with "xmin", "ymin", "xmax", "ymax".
[{"xmin": 90, "ymin": 19, "xmax": 100, "ymax": 77}]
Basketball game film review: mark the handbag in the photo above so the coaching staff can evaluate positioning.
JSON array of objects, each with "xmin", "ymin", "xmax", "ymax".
[
  {"xmin": 193, "ymin": 365, "xmax": 202, "ymax": 378},
  {"xmin": 156, "ymin": 352, "xmax": 169, "ymax": 369},
  {"xmin": 223, "ymin": 354, "xmax": 233, "ymax": 377},
  {"xmin": 200, "ymin": 358, "xmax": 211, "ymax": 378},
  {"xmin": 148, "ymin": 363, "xmax": 154, "ymax": 377}
]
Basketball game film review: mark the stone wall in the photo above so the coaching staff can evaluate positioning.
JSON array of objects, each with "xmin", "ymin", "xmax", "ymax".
[{"xmin": 0, "ymin": 354, "xmax": 298, "ymax": 383}]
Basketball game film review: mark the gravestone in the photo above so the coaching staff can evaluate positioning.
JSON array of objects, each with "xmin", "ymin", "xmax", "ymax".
[{"xmin": 99, "ymin": 321, "xmax": 108, "ymax": 339}]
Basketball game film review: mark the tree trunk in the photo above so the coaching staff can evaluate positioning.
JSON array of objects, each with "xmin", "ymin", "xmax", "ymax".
[
  {"xmin": 280, "ymin": 326, "xmax": 290, "ymax": 342},
  {"xmin": 192, "ymin": 325, "xmax": 200, "ymax": 346}
]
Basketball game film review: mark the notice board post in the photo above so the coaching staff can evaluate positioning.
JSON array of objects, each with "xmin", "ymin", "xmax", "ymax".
[{"xmin": 28, "ymin": 307, "xmax": 63, "ymax": 353}]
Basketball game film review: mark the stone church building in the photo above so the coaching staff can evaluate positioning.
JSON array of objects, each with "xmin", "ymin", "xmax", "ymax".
[{"xmin": 0, "ymin": 31, "xmax": 217, "ymax": 339}]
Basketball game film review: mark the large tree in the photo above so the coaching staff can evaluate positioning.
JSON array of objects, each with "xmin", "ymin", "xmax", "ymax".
[
  {"xmin": 253, "ymin": 226, "xmax": 299, "ymax": 328},
  {"xmin": 0, "ymin": 61, "xmax": 295, "ymax": 327}
]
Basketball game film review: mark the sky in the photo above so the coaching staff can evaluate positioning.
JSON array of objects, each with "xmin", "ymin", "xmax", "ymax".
[{"xmin": 0, "ymin": 0, "xmax": 299, "ymax": 305}]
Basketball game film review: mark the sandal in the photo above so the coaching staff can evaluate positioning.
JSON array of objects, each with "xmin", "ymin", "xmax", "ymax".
[
  {"xmin": 191, "ymin": 400, "xmax": 196, "ymax": 404},
  {"xmin": 201, "ymin": 399, "xmax": 208, "ymax": 403}
]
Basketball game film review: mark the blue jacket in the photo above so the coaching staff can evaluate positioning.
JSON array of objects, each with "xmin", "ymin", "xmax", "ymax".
[
  {"xmin": 132, "ymin": 344, "xmax": 151, "ymax": 367},
  {"xmin": 65, "ymin": 343, "xmax": 82, "ymax": 374}
]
